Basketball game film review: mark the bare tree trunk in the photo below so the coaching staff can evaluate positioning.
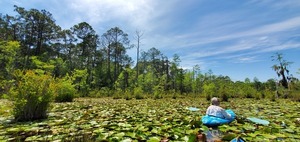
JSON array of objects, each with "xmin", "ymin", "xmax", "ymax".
[{"xmin": 135, "ymin": 30, "xmax": 143, "ymax": 85}]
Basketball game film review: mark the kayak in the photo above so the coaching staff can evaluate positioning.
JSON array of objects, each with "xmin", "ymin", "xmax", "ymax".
[{"xmin": 201, "ymin": 109, "xmax": 236, "ymax": 126}]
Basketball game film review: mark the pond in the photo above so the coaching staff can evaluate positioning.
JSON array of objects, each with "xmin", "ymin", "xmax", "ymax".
[{"xmin": 0, "ymin": 98, "xmax": 299, "ymax": 141}]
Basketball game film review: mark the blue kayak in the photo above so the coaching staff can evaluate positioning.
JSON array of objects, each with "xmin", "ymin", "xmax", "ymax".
[{"xmin": 201, "ymin": 109, "xmax": 236, "ymax": 126}]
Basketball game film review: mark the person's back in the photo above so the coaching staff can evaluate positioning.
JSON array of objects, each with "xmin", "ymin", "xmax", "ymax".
[{"xmin": 206, "ymin": 97, "xmax": 231, "ymax": 119}]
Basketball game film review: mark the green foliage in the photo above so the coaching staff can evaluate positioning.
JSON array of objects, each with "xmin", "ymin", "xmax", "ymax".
[
  {"xmin": 133, "ymin": 86, "xmax": 144, "ymax": 99},
  {"xmin": 123, "ymin": 90, "xmax": 133, "ymax": 100},
  {"xmin": 203, "ymin": 83, "xmax": 215, "ymax": 101},
  {"xmin": 153, "ymin": 85, "xmax": 163, "ymax": 99},
  {"xmin": 271, "ymin": 53, "xmax": 293, "ymax": 89},
  {"xmin": 1, "ymin": 6, "xmax": 300, "ymax": 101},
  {"xmin": 1, "ymin": 98, "xmax": 299, "ymax": 141},
  {"xmin": 142, "ymin": 66, "xmax": 156, "ymax": 93},
  {"xmin": 0, "ymin": 41, "xmax": 20, "ymax": 74},
  {"xmin": 100, "ymin": 87, "xmax": 113, "ymax": 97},
  {"xmin": 30, "ymin": 56, "xmax": 55, "ymax": 72},
  {"xmin": 220, "ymin": 91, "xmax": 229, "ymax": 102},
  {"xmin": 71, "ymin": 69, "xmax": 89, "ymax": 97},
  {"xmin": 51, "ymin": 58, "xmax": 68, "ymax": 78},
  {"xmin": 10, "ymin": 70, "xmax": 53, "ymax": 121},
  {"xmin": 112, "ymin": 89, "xmax": 123, "ymax": 99},
  {"xmin": 0, "ymin": 41, "xmax": 20, "ymax": 96},
  {"xmin": 205, "ymin": 94, "xmax": 211, "ymax": 101},
  {"xmin": 288, "ymin": 90, "xmax": 300, "ymax": 102},
  {"xmin": 52, "ymin": 75, "xmax": 76, "ymax": 102}
]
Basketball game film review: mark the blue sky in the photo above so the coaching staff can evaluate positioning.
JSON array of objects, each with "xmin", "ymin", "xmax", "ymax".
[{"xmin": 1, "ymin": 0, "xmax": 300, "ymax": 82}]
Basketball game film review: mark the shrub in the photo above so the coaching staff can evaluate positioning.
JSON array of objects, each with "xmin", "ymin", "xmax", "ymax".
[
  {"xmin": 290, "ymin": 91, "xmax": 300, "ymax": 102},
  {"xmin": 71, "ymin": 69, "xmax": 89, "ymax": 97},
  {"xmin": 113, "ymin": 89, "xmax": 123, "ymax": 99},
  {"xmin": 134, "ymin": 86, "xmax": 144, "ymax": 99},
  {"xmin": 205, "ymin": 94, "xmax": 211, "ymax": 101},
  {"xmin": 100, "ymin": 87, "xmax": 112, "ymax": 97},
  {"xmin": 124, "ymin": 91, "xmax": 133, "ymax": 100},
  {"xmin": 153, "ymin": 85, "xmax": 163, "ymax": 99},
  {"xmin": 154, "ymin": 93, "xmax": 162, "ymax": 99},
  {"xmin": 52, "ymin": 77, "xmax": 76, "ymax": 102},
  {"xmin": 220, "ymin": 92, "xmax": 229, "ymax": 102},
  {"xmin": 10, "ymin": 70, "xmax": 53, "ymax": 121}
]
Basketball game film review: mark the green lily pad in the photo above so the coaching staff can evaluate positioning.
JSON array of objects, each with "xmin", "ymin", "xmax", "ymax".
[
  {"xmin": 260, "ymin": 134, "xmax": 277, "ymax": 139},
  {"xmin": 147, "ymin": 136, "xmax": 160, "ymax": 142},
  {"xmin": 222, "ymin": 133, "xmax": 236, "ymax": 141}
]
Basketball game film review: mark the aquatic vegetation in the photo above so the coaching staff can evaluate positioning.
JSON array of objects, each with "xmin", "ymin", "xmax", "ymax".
[{"xmin": 0, "ymin": 98, "xmax": 299, "ymax": 141}]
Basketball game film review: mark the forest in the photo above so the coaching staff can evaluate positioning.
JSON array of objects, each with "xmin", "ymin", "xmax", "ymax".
[{"xmin": 0, "ymin": 6, "xmax": 300, "ymax": 141}]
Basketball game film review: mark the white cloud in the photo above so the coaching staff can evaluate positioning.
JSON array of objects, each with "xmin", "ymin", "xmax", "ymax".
[
  {"xmin": 234, "ymin": 56, "xmax": 259, "ymax": 63},
  {"xmin": 260, "ymin": 43, "xmax": 300, "ymax": 52},
  {"xmin": 61, "ymin": 0, "xmax": 182, "ymax": 33}
]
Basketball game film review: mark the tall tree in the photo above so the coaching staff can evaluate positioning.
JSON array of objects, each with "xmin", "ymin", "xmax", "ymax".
[
  {"xmin": 58, "ymin": 29, "xmax": 77, "ymax": 71},
  {"xmin": 271, "ymin": 53, "xmax": 293, "ymax": 89},
  {"xmin": 102, "ymin": 27, "xmax": 131, "ymax": 87},
  {"xmin": 134, "ymin": 30, "xmax": 143, "ymax": 84},
  {"xmin": 0, "ymin": 14, "xmax": 19, "ymax": 41},
  {"xmin": 14, "ymin": 6, "xmax": 61, "ymax": 56},
  {"xmin": 170, "ymin": 54, "xmax": 181, "ymax": 90},
  {"xmin": 147, "ymin": 47, "xmax": 162, "ymax": 78},
  {"xmin": 71, "ymin": 22, "xmax": 98, "ymax": 86}
]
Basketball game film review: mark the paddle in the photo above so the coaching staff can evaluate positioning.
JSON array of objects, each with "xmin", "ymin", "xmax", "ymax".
[
  {"xmin": 187, "ymin": 107, "xmax": 200, "ymax": 111},
  {"xmin": 246, "ymin": 117, "xmax": 270, "ymax": 125}
]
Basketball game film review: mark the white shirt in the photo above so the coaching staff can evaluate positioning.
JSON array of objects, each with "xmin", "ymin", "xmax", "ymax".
[{"xmin": 206, "ymin": 105, "xmax": 232, "ymax": 119}]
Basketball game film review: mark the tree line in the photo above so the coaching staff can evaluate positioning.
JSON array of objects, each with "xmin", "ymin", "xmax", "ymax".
[{"xmin": 1, "ymin": 6, "xmax": 299, "ymax": 101}]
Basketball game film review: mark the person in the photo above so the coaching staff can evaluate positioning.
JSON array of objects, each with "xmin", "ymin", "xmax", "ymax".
[{"xmin": 206, "ymin": 97, "xmax": 232, "ymax": 119}]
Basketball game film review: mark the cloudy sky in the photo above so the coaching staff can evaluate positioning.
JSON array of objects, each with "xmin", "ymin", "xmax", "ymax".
[{"xmin": 1, "ymin": 0, "xmax": 300, "ymax": 81}]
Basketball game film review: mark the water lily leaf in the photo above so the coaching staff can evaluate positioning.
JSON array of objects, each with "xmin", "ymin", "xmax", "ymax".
[
  {"xmin": 187, "ymin": 134, "xmax": 197, "ymax": 142},
  {"xmin": 242, "ymin": 124, "xmax": 256, "ymax": 132},
  {"xmin": 93, "ymin": 128, "xmax": 105, "ymax": 134},
  {"xmin": 151, "ymin": 128, "xmax": 158, "ymax": 134},
  {"xmin": 121, "ymin": 138, "xmax": 132, "ymax": 142},
  {"xmin": 25, "ymin": 135, "xmax": 38, "ymax": 141},
  {"xmin": 200, "ymin": 125, "xmax": 209, "ymax": 132},
  {"xmin": 274, "ymin": 133, "xmax": 287, "ymax": 138},
  {"xmin": 0, "ymin": 136, "xmax": 6, "ymax": 140},
  {"xmin": 222, "ymin": 133, "xmax": 236, "ymax": 141},
  {"xmin": 125, "ymin": 132, "xmax": 136, "ymax": 138},
  {"xmin": 147, "ymin": 136, "xmax": 160, "ymax": 142},
  {"xmin": 260, "ymin": 134, "xmax": 277, "ymax": 139},
  {"xmin": 114, "ymin": 132, "xmax": 125, "ymax": 138},
  {"xmin": 89, "ymin": 120, "xmax": 98, "ymax": 125},
  {"xmin": 284, "ymin": 128, "xmax": 295, "ymax": 133},
  {"xmin": 6, "ymin": 127, "xmax": 21, "ymax": 134},
  {"xmin": 247, "ymin": 133, "xmax": 257, "ymax": 137},
  {"xmin": 102, "ymin": 121, "xmax": 110, "ymax": 125}
]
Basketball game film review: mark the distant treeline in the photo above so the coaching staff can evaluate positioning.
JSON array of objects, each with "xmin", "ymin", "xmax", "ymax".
[{"xmin": 1, "ymin": 6, "xmax": 299, "ymax": 101}]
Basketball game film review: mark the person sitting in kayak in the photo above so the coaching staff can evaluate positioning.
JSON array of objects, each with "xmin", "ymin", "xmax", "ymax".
[{"xmin": 206, "ymin": 97, "xmax": 232, "ymax": 119}]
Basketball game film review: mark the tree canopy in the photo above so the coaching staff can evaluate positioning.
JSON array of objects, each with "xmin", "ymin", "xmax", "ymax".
[{"xmin": 0, "ymin": 6, "xmax": 299, "ymax": 100}]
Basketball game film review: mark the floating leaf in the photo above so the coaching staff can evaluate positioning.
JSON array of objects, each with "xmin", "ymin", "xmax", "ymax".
[
  {"xmin": 222, "ymin": 133, "xmax": 236, "ymax": 141},
  {"xmin": 260, "ymin": 134, "xmax": 277, "ymax": 139},
  {"xmin": 187, "ymin": 134, "xmax": 197, "ymax": 142},
  {"xmin": 147, "ymin": 136, "xmax": 160, "ymax": 142}
]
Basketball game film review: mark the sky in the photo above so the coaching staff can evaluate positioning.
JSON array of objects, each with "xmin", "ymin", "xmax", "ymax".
[{"xmin": 1, "ymin": 0, "xmax": 300, "ymax": 82}]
